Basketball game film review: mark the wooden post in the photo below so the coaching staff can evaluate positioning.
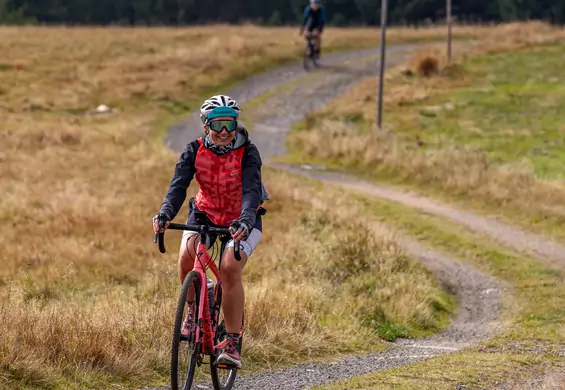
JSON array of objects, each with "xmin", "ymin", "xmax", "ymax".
[{"xmin": 377, "ymin": 0, "xmax": 388, "ymax": 130}]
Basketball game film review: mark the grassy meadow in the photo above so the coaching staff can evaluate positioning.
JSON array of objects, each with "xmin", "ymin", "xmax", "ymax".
[
  {"xmin": 288, "ymin": 21, "xmax": 565, "ymax": 239},
  {"xmin": 312, "ymin": 188, "xmax": 565, "ymax": 389},
  {"xmin": 0, "ymin": 25, "xmax": 470, "ymax": 389},
  {"xmin": 278, "ymin": 21, "xmax": 565, "ymax": 387}
]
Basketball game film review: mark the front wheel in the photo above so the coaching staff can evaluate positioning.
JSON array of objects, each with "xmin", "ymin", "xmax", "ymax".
[
  {"xmin": 171, "ymin": 271, "xmax": 201, "ymax": 390},
  {"xmin": 210, "ymin": 314, "xmax": 244, "ymax": 390},
  {"xmin": 312, "ymin": 51, "xmax": 320, "ymax": 68},
  {"xmin": 303, "ymin": 42, "xmax": 312, "ymax": 71},
  {"xmin": 313, "ymin": 37, "xmax": 321, "ymax": 67}
]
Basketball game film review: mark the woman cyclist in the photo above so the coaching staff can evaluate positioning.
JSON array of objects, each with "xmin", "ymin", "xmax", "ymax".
[{"xmin": 153, "ymin": 95, "xmax": 266, "ymax": 368}]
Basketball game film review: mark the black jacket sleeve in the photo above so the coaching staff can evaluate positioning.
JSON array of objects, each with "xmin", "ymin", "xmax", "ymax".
[
  {"xmin": 301, "ymin": 6, "xmax": 310, "ymax": 29},
  {"xmin": 239, "ymin": 143, "xmax": 263, "ymax": 229},
  {"xmin": 159, "ymin": 140, "xmax": 199, "ymax": 221}
]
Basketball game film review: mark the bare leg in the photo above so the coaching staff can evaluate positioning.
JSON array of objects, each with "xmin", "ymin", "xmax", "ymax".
[
  {"xmin": 220, "ymin": 247, "xmax": 248, "ymax": 334},
  {"xmin": 178, "ymin": 233, "xmax": 198, "ymax": 300}
]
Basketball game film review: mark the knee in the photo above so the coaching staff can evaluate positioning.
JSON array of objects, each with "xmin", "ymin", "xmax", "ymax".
[
  {"xmin": 179, "ymin": 235, "xmax": 197, "ymax": 268},
  {"xmin": 179, "ymin": 251, "xmax": 193, "ymax": 270},
  {"xmin": 221, "ymin": 255, "xmax": 243, "ymax": 285}
]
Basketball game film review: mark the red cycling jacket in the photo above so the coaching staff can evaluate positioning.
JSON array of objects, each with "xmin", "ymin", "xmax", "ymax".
[{"xmin": 159, "ymin": 127, "xmax": 265, "ymax": 229}]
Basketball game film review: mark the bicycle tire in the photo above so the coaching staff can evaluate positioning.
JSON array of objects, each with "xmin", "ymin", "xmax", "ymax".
[
  {"xmin": 171, "ymin": 271, "xmax": 201, "ymax": 390},
  {"xmin": 210, "ymin": 291, "xmax": 244, "ymax": 390},
  {"xmin": 303, "ymin": 41, "xmax": 312, "ymax": 71},
  {"xmin": 312, "ymin": 54, "xmax": 320, "ymax": 68},
  {"xmin": 313, "ymin": 43, "xmax": 321, "ymax": 67},
  {"xmin": 210, "ymin": 320, "xmax": 238, "ymax": 390},
  {"xmin": 312, "ymin": 36, "xmax": 321, "ymax": 68}
]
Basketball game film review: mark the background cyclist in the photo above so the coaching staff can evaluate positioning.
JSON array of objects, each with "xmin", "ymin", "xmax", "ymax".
[{"xmin": 300, "ymin": 0, "xmax": 326, "ymax": 58}]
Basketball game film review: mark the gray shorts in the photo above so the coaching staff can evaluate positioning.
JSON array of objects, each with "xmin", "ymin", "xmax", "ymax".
[{"xmin": 182, "ymin": 228, "xmax": 262, "ymax": 258}]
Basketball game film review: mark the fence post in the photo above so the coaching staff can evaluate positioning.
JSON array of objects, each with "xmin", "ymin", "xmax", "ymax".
[
  {"xmin": 377, "ymin": 0, "xmax": 388, "ymax": 130},
  {"xmin": 447, "ymin": 0, "xmax": 453, "ymax": 64}
]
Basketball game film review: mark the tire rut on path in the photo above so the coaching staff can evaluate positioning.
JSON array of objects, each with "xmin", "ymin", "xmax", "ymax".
[{"xmin": 154, "ymin": 45, "xmax": 509, "ymax": 390}]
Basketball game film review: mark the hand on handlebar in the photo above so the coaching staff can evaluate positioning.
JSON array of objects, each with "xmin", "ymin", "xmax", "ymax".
[
  {"xmin": 229, "ymin": 220, "xmax": 249, "ymax": 243},
  {"xmin": 152, "ymin": 214, "xmax": 170, "ymax": 235},
  {"xmin": 152, "ymin": 218, "xmax": 244, "ymax": 260}
]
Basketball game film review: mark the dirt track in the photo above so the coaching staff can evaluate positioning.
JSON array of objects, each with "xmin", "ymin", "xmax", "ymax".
[{"xmin": 155, "ymin": 44, "xmax": 513, "ymax": 390}]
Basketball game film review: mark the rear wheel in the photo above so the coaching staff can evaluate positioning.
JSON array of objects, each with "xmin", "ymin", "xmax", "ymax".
[{"xmin": 171, "ymin": 271, "xmax": 201, "ymax": 390}]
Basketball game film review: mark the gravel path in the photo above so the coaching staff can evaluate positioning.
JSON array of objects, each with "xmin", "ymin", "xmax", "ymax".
[
  {"xmin": 165, "ymin": 44, "xmax": 419, "ymax": 153},
  {"xmin": 153, "ymin": 45, "xmax": 509, "ymax": 390}
]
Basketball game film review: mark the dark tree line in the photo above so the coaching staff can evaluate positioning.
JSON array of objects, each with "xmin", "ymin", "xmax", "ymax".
[{"xmin": 1, "ymin": 0, "xmax": 565, "ymax": 26}]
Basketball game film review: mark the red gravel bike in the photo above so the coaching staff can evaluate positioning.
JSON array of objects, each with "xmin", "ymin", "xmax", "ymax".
[{"xmin": 156, "ymin": 211, "xmax": 246, "ymax": 390}]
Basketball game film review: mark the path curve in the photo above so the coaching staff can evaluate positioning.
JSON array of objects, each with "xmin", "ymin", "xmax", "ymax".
[
  {"xmin": 156, "ymin": 45, "xmax": 508, "ymax": 390},
  {"xmin": 278, "ymin": 164, "xmax": 565, "ymax": 269}
]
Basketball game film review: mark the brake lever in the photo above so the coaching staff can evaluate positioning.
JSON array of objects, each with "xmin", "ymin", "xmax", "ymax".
[
  {"xmin": 229, "ymin": 221, "xmax": 242, "ymax": 261},
  {"xmin": 156, "ymin": 218, "xmax": 167, "ymax": 253}
]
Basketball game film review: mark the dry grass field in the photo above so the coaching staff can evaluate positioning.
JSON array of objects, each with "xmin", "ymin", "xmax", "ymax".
[{"xmin": 0, "ymin": 25, "xmax": 469, "ymax": 388}]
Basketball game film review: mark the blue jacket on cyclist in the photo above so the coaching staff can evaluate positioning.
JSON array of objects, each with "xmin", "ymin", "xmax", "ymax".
[{"xmin": 302, "ymin": 0, "xmax": 326, "ymax": 33}]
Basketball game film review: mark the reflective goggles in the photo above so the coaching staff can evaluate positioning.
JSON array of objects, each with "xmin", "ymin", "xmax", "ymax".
[{"xmin": 208, "ymin": 120, "xmax": 238, "ymax": 132}]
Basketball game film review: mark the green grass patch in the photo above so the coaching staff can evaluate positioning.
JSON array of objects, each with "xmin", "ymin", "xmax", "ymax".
[
  {"xmin": 391, "ymin": 46, "xmax": 565, "ymax": 179},
  {"xmin": 286, "ymin": 44, "xmax": 565, "ymax": 241},
  {"xmin": 0, "ymin": 63, "xmax": 15, "ymax": 71},
  {"xmin": 372, "ymin": 322, "xmax": 412, "ymax": 342}
]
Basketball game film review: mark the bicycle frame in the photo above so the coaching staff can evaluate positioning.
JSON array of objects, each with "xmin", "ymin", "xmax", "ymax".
[
  {"xmin": 305, "ymin": 31, "xmax": 318, "ymax": 46},
  {"xmin": 192, "ymin": 231, "xmax": 224, "ymax": 355}
]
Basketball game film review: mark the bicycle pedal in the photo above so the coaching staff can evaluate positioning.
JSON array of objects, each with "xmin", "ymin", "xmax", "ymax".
[{"xmin": 214, "ymin": 362, "xmax": 237, "ymax": 369}]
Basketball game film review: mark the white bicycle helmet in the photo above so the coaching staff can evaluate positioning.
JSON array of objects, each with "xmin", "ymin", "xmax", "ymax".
[{"xmin": 200, "ymin": 95, "xmax": 241, "ymax": 124}]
